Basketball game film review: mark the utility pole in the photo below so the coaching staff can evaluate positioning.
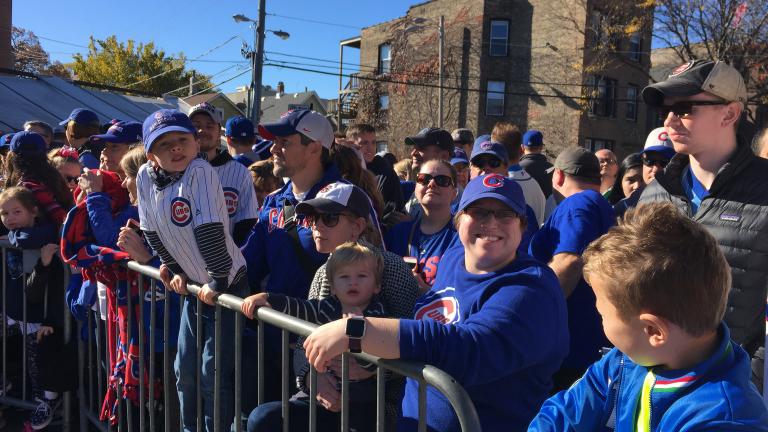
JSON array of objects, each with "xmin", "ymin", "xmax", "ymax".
[
  {"xmin": 188, "ymin": 71, "xmax": 194, "ymax": 96},
  {"xmin": 438, "ymin": 15, "xmax": 444, "ymax": 128},
  {"xmin": 252, "ymin": 0, "xmax": 266, "ymax": 124}
]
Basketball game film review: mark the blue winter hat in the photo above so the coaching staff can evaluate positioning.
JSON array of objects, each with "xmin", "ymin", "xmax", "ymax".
[
  {"xmin": 470, "ymin": 135, "xmax": 508, "ymax": 165},
  {"xmin": 142, "ymin": 109, "xmax": 196, "ymax": 152},
  {"xmin": 522, "ymin": 130, "xmax": 544, "ymax": 147},
  {"xmin": 225, "ymin": 116, "xmax": 255, "ymax": 139},
  {"xmin": 59, "ymin": 108, "xmax": 99, "ymax": 126},
  {"xmin": 458, "ymin": 173, "xmax": 526, "ymax": 216},
  {"xmin": 90, "ymin": 121, "xmax": 143, "ymax": 144},
  {"xmin": 450, "ymin": 147, "xmax": 469, "ymax": 165},
  {"xmin": 10, "ymin": 131, "xmax": 47, "ymax": 156}
]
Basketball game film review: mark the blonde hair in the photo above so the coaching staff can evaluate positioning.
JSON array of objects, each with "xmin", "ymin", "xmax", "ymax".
[
  {"xmin": 326, "ymin": 241, "xmax": 384, "ymax": 289},
  {"xmin": 583, "ymin": 202, "xmax": 730, "ymax": 336},
  {"xmin": 48, "ymin": 148, "xmax": 81, "ymax": 170},
  {"xmin": 119, "ymin": 147, "xmax": 148, "ymax": 179}
]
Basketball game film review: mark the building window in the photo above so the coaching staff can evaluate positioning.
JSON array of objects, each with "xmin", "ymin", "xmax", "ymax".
[
  {"xmin": 625, "ymin": 84, "xmax": 638, "ymax": 121},
  {"xmin": 489, "ymin": 20, "xmax": 509, "ymax": 57},
  {"xmin": 378, "ymin": 43, "xmax": 391, "ymax": 75},
  {"xmin": 588, "ymin": 75, "xmax": 617, "ymax": 117},
  {"xmin": 584, "ymin": 138, "xmax": 615, "ymax": 152},
  {"xmin": 486, "ymin": 81, "xmax": 505, "ymax": 116},
  {"xmin": 379, "ymin": 94, "xmax": 389, "ymax": 111},
  {"xmin": 376, "ymin": 141, "xmax": 388, "ymax": 153},
  {"xmin": 628, "ymin": 33, "xmax": 642, "ymax": 61}
]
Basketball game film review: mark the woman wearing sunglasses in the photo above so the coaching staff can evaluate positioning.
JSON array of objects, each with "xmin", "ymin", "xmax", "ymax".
[
  {"xmin": 303, "ymin": 174, "xmax": 568, "ymax": 432},
  {"xmin": 385, "ymin": 159, "xmax": 458, "ymax": 294}
]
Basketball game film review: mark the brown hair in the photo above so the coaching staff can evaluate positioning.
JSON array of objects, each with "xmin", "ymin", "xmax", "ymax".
[
  {"xmin": 346, "ymin": 123, "xmax": 376, "ymax": 140},
  {"xmin": 248, "ymin": 160, "xmax": 282, "ymax": 194},
  {"xmin": 491, "ymin": 122, "xmax": 522, "ymax": 161},
  {"xmin": 0, "ymin": 186, "xmax": 38, "ymax": 213},
  {"xmin": 120, "ymin": 147, "xmax": 148, "ymax": 179},
  {"xmin": 330, "ymin": 144, "xmax": 384, "ymax": 217},
  {"xmin": 326, "ymin": 241, "xmax": 384, "ymax": 289},
  {"xmin": 65, "ymin": 119, "xmax": 101, "ymax": 140},
  {"xmin": 583, "ymin": 202, "xmax": 730, "ymax": 336},
  {"xmin": 393, "ymin": 158, "xmax": 413, "ymax": 181},
  {"xmin": 4, "ymin": 151, "xmax": 74, "ymax": 210}
]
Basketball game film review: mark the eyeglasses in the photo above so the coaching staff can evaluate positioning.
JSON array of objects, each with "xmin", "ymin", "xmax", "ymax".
[
  {"xmin": 464, "ymin": 206, "xmax": 519, "ymax": 223},
  {"xmin": 659, "ymin": 100, "xmax": 729, "ymax": 119},
  {"xmin": 305, "ymin": 212, "xmax": 347, "ymax": 228},
  {"xmin": 415, "ymin": 173, "xmax": 454, "ymax": 187},
  {"xmin": 472, "ymin": 156, "xmax": 502, "ymax": 169},
  {"xmin": 598, "ymin": 158, "xmax": 616, "ymax": 165},
  {"xmin": 641, "ymin": 156, "xmax": 669, "ymax": 168}
]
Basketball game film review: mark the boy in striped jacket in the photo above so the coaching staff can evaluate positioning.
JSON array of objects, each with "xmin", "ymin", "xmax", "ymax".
[{"xmin": 529, "ymin": 202, "xmax": 768, "ymax": 431}]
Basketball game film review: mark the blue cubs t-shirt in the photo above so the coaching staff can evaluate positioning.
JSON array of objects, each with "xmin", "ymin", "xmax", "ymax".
[
  {"xmin": 385, "ymin": 218, "xmax": 458, "ymax": 286},
  {"xmin": 682, "ymin": 166, "xmax": 710, "ymax": 214},
  {"xmin": 529, "ymin": 189, "xmax": 615, "ymax": 370}
]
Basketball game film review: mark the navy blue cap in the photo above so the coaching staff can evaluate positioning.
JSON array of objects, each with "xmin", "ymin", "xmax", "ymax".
[
  {"xmin": 458, "ymin": 173, "xmax": 526, "ymax": 216},
  {"xmin": 470, "ymin": 135, "xmax": 508, "ymax": 165},
  {"xmin": 0, "ymin": 132, "xmax": 15, "ymax": 149},
  {"xmin": 404, "ymin": 127, "xmax": 453, "ymax": 151},
  {"xmin": 252, "ymin": 138, "xmax": 273, "ymax": 160},
  {"xmin": 450, "ymin": 147, "xmax": 469, "ymax": 165},
  {"xmin": 59, "ymin": 108, "xmax": 99, "ymax": 126},
  {"xmin": 142, "ymin": 109, "xmax": 196, "ymax": 152},
  {"xmin": 90, "ymin": 121, "xmax": 143, "ymax": 144},
  {"xmin": 522, "ymin": 130, "xmax": 543, "ymax": 147},
  {"xmin": 10, "ymin": 131, "xmax": 47, "ymax": 156},
  {"xmin": 225, "ymin": 116, "xmax": 255, "ymax": 139},
  {"xmin": 258, "ymin": 109, "xmax": 334, "ymax": 148}
]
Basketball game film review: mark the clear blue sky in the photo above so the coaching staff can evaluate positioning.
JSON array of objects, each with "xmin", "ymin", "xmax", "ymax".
[{"xmin": 13, "ymin": 0, "xmax": 417, "ymax": 99}]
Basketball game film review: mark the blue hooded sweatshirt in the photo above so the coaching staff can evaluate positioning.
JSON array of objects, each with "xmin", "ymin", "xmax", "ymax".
[{"xmin": 398, "ymin": 244, "xmax": 569, "ymax": 432}]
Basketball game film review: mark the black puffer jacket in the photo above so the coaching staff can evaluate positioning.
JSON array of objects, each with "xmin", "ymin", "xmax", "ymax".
[{"xmin": 639, "ymin": 138, "xmax": 768, "ymax": 356}]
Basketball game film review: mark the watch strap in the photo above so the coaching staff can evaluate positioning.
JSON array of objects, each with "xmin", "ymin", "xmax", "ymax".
[{"xmin": 348, "ymin": 337, "xmax": 362, "ymax": 353}]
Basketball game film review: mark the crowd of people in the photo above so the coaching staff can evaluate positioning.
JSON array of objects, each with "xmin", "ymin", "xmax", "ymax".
[{"xmin": 0, "ymin": 59, "xmax": 767, "ymax": 431}]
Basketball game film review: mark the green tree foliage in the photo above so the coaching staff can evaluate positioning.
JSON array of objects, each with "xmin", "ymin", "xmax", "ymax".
[
  {"xmin": 11, "ymin": 26, "xmax": 70, "ymax": 77},
  {"xmin": 72, "ymin": 36, "xmax": 215, "ymax": 96}
]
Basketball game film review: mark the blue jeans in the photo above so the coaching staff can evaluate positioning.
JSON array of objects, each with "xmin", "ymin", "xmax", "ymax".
[{"xmin": 175, "ymin": 283, "xmax": 244, "ymax": 432}]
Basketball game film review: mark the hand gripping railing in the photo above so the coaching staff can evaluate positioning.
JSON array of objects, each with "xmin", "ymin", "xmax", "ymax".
[{"xmin": 122, "ymin": 259, "xmax": 482, "ymax": 432}]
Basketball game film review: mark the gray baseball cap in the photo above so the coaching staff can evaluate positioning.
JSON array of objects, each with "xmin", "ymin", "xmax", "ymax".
[
  {"xmin": 553, "ymin": 147, "xmax": 601, "ymax": 182},
  {"xmin": 642, "ymin": 60, "xmax": 748, "ymax": 107}
]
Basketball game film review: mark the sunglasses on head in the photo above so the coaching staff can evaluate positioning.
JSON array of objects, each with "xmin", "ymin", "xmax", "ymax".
[
  {"xmin": 641, "ymin": 156, "xmax": 669, "ymax": 168},
  {"xmin": 305, "ymin": 212, "xmax": 346, "ymax": 228},
  {"xmin": 472, "ymin": 156, "xmax": 502, "ymax": 169},
  {"xmin": 659, "ymin": 100, "xmax": 729, "ymax": 119},
  {"xmin": 415, "ymin": 173, "xmax": 454, "ymax": 187}
]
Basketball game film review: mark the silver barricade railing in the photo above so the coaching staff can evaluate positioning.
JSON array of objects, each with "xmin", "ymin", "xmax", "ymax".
[
  {"xmin": 0, "ymin": 241, "xmax": 73, "ymax": 431},
  {"xmin": 106, "ymin": 259, "xmax": 482, "ymax": 432}
]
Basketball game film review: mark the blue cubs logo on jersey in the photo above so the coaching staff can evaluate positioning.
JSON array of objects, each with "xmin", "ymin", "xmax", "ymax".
[
  {"xmin": 171, "ymin": 197, "xmax": 192, "ymax": 227},
  {"xmin": 223, "ymin": 187, "xmax": 239, "ymax": 217},
  {"xmin": 414, "ymin": 287, "xmax": 460, "ymax": 324},
  {"xmin": 483, "ymin": 173, "xmax": 506, "ymax": 188}
]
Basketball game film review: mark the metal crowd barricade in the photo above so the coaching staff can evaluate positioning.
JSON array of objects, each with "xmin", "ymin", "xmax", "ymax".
[{"xmin": 0, "ymin": 240, "xmax": 74, "ymax": 431}]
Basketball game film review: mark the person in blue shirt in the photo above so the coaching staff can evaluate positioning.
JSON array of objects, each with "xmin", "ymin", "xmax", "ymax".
[
  {"xmin": 529, "ymin": 202, "xmax": 768, "ymax": 431},
  {"xmin": 385, "ymin": 159, "xmax": 458, "ymax": 294},
  {"xmin": 529, "ymin": 147, "xmax": 615, "ymax": 390},
  {"xmin": 302, "ymin": 173, "xmax": 569, "ymax": 432},
  {"xmin": 224, "ymin": 116, "xmax": 260, "ymax": 167}
]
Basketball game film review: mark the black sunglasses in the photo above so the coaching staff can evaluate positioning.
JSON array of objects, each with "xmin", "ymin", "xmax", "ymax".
[
  {"xmin": 416, "ymin": 173, "xmax": 454, "ymax": 187},
  {"xmin": 641, "ymin": 156, "xmax": 669, "ymax": 168},
  {"xmin": 306, "ymin": 212, "xmax": 346, "ymax": 228},
  {"xmin": 472, "ymin": 156, "xmax": 502, "ymax": 169},
  {"xmin": 659, "ymin": 101, "xmax": 729, "ymax": 119}
]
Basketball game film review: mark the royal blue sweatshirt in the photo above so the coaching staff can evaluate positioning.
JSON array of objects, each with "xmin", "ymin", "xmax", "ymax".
[{"xmin": 398, "ymin": 245, "xmax": 569, "ymax": 432}]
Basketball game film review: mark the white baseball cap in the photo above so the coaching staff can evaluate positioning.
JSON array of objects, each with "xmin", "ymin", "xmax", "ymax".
[{"xmin": 642, "ymin": 127, "xmax": 676, "ymax": 158}]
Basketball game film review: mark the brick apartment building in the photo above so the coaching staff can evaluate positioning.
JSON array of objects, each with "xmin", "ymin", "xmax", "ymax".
[{"xmin": 338, "ymin": 0, "xmax": 654, "ymax": 160}]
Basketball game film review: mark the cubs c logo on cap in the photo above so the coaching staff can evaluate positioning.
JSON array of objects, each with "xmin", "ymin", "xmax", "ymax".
[
  {"xmin": 318, "ymin": 184, "xmax": 334, "ymax": 195},
  {"xmin": 658, "ymin": 131, "xmax": 669, "ymax": 141},
  {"xmin": 480, "ymin": 141, "xmax": 494, "ymax": 150},
  {"xmin": 482, "ymin": 173, "xmax": 506, "ymax": 188},
  {"xmin": 670, "ymin": 61, "xmax": 694, "ymax": 76},
  {"xmin": 223, "ymin": 187, "xmax": 239, "ymax": 217},
  {"xmin": 414, "ymin": 295, "xmax": 460, "ymax": 324},
  {"xmin": 171, "ymin": 197, "xmax": 192, "ymax": 227}
]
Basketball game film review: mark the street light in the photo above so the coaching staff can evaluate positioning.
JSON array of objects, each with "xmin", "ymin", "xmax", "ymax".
[
  {"xmin": 233, "ymin": 6, "xmax": 290, "ymax": 124},
  {"xmin": 404, "ymin": 16, "xmax": 445, "ymax": 128}
]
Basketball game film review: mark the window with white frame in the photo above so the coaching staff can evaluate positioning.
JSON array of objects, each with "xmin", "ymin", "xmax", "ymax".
[
  {"xmin": 486, "ymin": 81, "xmax": 505, "ymax": 116},
  {"xmin": 378, "ymin": 43, "xmax": 391, "ymax": 74},
  {"xmin": 489, "ymin": 20, "xmax": 509, "ymax": 57}
]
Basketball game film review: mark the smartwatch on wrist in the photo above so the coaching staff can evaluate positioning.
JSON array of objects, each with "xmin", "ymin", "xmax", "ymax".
[{"xmin": 345, "ymin": 316, "xmax": 366, "ymax": 353}]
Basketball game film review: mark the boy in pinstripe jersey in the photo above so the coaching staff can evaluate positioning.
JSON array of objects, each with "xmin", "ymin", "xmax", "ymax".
[{"xmin": 136, "ymin": 109, "xmax": 247, "ymax": 432}]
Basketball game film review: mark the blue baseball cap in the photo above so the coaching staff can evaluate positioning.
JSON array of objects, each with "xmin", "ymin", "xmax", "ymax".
[
  {"xmin": 522, "ymin": 130, "xmax": 543, "ymax": 147},
  {"xmin": 0, "ymin": 132, "xmax": 15, "ymax": 149},
  {"xmin": 458, "ymin": 173, "xmax": 526, "ymax": 216},
  {"xmin": 59, "ymin": 108, "xmax": 99, "ymax": 126},
  {"xmin": 225, "ymin": 116, "xmax": 255, "ymax": 139},
  {"xmin": 90, "ymin": 121, "xmax": 143, "ymax": 144},
  {"xmin": 10, "ymin": 131, "xmax": 47, "ymax": 156},
  {"xmin": 470, "ymin": 135, "xmax": 508, "ymax": 165},
  {"xmin": 642, "ymin": 127, "xmax": 676, "ymax": 159},
  {"xmin": 142, "ymin": 109, "xmax": 196, "ymax": 152},
  {"xmin": 258, "ymin": 109, "xmax": 334, "ymax": 149},
  {"xmin": 252, "ymin": 138, "xmax": 273, "ymax": 160},
  {"xmin": 450, "ymin": 147, "xmax": 469, "ymax": 165}
]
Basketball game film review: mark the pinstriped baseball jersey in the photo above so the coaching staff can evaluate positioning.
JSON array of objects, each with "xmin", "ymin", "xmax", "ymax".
[
  {"xmin": 137, "ymin": 158, "xmax": 246, "ymax": 286},
  {"xmin": 211, "ymin": 158, "xmax": 259, "ymax": 227}
]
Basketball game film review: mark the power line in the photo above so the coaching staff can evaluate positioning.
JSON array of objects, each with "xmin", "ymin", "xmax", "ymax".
[
  {"xmin": 37, "ymin": 35, "xmax": 89, "ymax": 49},
  {"xmin": 162, "ymin": 64, "xmax": 244, "ymax": 96},
  {"xmin": 187, "ymin": 67, "xmax": 253, "ymax": 98},
  {"xmin": 265, "ymin": 12, "xmax": 360, "ymax": 30}
]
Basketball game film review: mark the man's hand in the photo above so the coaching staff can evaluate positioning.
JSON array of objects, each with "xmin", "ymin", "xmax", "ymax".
[{"xmin": 241, "ymin": 293, "xmax": 270, "ymax": 319}]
